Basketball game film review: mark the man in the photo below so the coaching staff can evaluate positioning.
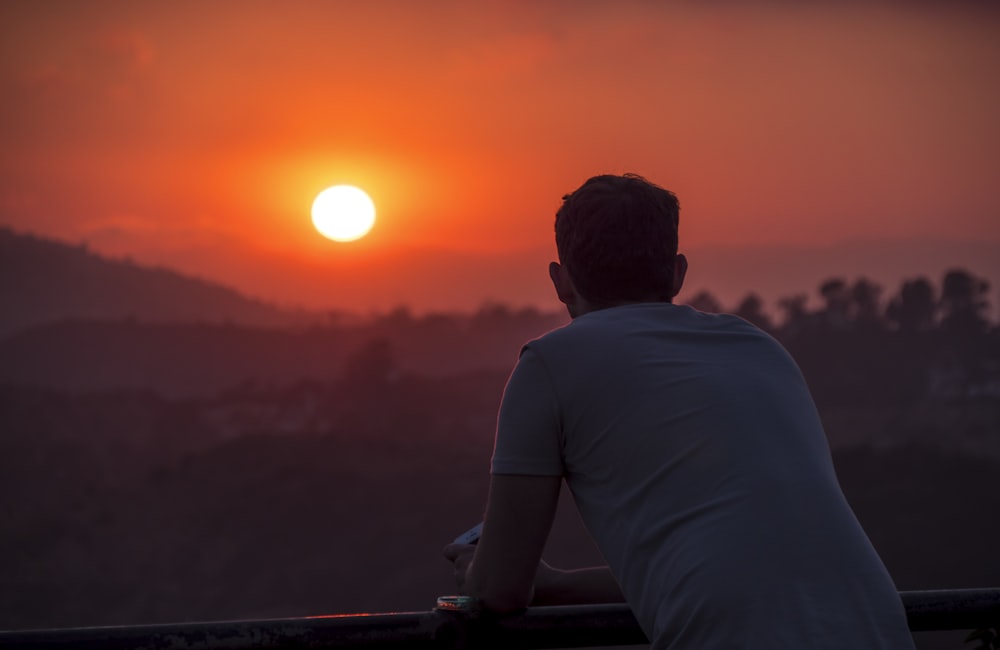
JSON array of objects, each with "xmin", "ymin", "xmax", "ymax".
[{"xmin": 444, "ymin": 174, "xmax": 915, "ymax": 648}]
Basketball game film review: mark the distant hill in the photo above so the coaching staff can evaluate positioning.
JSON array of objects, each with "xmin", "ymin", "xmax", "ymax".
[
  {"xmin": 0, "ymin": 320, "xmax": 352, "ymax": 397},
  {"xmin": 0, "ymin": 227, "xmax": 312, "ymax": 338}
]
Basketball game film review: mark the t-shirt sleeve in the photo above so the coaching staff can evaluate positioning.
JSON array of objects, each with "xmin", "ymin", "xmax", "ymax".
[{"xmin": 490, "ymin": 345, "xmax": 564, "ymax": 476}]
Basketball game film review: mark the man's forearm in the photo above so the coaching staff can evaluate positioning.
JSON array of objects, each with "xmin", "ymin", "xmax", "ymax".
[
  {"xmin": 532, "ymin": 565, "xmax": 626, "ymax": 606},
  {"xmin": 461, "ymin": 475, "xmax": 563, "ymax": 613}
]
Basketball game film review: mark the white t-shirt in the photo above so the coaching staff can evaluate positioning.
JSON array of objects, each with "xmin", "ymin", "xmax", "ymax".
[{"xmin": 492, "ymin": 303, "xmax": 914, "ymax": 649}]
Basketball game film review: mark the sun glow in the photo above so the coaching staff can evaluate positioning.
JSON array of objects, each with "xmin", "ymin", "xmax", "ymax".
[{"xmin": 311, "ymin": 185, "xmax": 376, "ymax": 242}]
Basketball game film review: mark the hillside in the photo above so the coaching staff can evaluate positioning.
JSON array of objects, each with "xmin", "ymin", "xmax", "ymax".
[{"xmin": 0, "ymin": 227, "xmax": 311, "ymax": 338}]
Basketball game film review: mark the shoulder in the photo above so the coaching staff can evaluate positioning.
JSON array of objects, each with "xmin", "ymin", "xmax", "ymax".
[{"xmin": 524, "ymin": 303, "xmax": 789, "ymax": 373}]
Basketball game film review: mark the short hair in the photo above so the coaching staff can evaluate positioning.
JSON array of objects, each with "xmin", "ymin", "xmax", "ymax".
[{"xmin": 555, "ymin": 173, "xmax": 680, "ymax": 305}]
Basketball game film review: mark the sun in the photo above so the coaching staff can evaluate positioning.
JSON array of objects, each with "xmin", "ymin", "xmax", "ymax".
[{"xmin": 311, "ymin": 185, "xmax": 376, "ymax": 242}]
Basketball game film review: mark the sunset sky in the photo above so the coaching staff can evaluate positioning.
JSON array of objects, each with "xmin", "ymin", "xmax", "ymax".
[{"xmin": 2, "ymin": 1, "xmax": 998, "ymax": 314}]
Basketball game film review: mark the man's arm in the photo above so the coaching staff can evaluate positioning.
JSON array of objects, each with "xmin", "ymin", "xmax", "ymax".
[
  {"xmin": 443, "ymin": 474, "xmax": 627, "ymax": 611},
  {"xmin": 447, "ymin": 474, "xmax": 561, "ymax": 613},
  {"xmin": 442, "ymin": 347, "xmax": 625, "ymax": 610}
]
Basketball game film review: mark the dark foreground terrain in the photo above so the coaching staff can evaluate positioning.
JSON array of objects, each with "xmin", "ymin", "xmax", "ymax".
[{"xmin": 1, "ymin": 381, "xmax": 997, "ymax": 650}]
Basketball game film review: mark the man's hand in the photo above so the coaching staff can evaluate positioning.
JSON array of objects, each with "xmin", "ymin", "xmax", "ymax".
[
  {"xmin": 442, "ymin": 543, "xmax": 476, "ymax": 595},
  {"xmin": 441, "ymin": 476, "xmax": 620, "ymax": 610},
  {"xmin": 443, "ymin": 543, "xmax": 627, "ymax": 608},
  {"xmin": 441, "ymin": 475, "xmax": 561, "ymax": 613}
]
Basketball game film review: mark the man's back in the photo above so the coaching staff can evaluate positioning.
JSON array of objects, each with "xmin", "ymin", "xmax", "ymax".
[{"xmin": 493, "ymin": 302, "xmax": 914, "ymax": 648}]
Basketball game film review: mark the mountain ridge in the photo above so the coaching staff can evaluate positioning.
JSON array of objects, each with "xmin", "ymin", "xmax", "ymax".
[{"xmin": 0, "ymin": 226, "xmax": 314, "ymax": 339}]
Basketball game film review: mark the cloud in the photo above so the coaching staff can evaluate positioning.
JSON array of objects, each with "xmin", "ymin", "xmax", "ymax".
[
  {"xmin": 0, "ymin": 21, "xmax": 160, "ymax": 157},
  {"xmin": 5, "ymin": 24, "xmax": 154, "ymax": 97},
  {"xmin": 75, "ymin": 213, "xmax": 248, "ymax": 265},
  {"xmin": 93, "ymin": 27, "xmax": 155, "ymax": 70},
  {"xmin": 76, "ymin": 27, "xmax": 155, "ymax": 102}
]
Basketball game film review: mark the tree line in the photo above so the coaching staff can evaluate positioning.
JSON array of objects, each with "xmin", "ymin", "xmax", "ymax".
[
  {"xmin": 685, "ymin": 267, "xmax": 994, "ymax": 336},
  {"xmin": 687, "ymin": 268, "xmax": 999, "ymax": 410}
]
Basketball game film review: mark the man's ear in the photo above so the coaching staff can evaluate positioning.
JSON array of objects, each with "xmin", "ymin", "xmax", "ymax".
[
  {"xmin": 549, "ymin": 261, "xmax": 575, "ymax": 305},
  {"xmin": 671, "ymin": 253, "xmax": 688, "ymax": 299}
]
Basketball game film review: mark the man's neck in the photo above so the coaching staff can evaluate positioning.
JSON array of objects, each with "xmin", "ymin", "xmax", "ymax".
[{"xmin": 570, "ymin": 297, "xmax": 673, "ymax": 319}]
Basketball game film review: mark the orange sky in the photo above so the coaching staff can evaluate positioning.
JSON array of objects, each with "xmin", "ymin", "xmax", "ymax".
[{"xmin": 1, "ymin": 1, "xmax": 998, "ymax": 314}]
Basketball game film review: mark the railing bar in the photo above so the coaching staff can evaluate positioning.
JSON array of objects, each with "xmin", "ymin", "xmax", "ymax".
[
  {"xmin": 902, "ymin": 589, "xmax": 1000, "ymax": 632},
  {"xmin": 0, "ymin": 589, "xmax": 996, "ymax": 649}
]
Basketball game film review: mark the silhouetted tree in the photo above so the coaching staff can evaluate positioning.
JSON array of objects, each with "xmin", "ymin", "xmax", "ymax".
[
  {"xmin": 382, "ymin": 305, "xmax": 414, "ymax": 327},
  {"xmin": 815, "ymin": 277, "xmax": 884, "ymax": 331},
  {"xmin": 686, "ymin": 290, "xmax": 722, "ymax": 314},
  {"xmin": 939, "ymin": 269, "xmax": 991, "ymax": 334},
  {"xmin": 734, "ymin": 293, "xmax": 773, "ymax": 331},
  {"xmin": 886, "ymin": 277, "xmax": 936, "ymax": 333},
  {"xmin": 777, "ymin": 293, "xmax": 810, "ymax": 333},
  {"xmin": 818, "ymin": 278, "xmax": 850, "ymax": 330},
  {"xmin": 469, "ymin": 301, "xmax": 515, "ymax": 337},
  {"xmin": 340, "ymin": 338, "xmax": 397, "ymax": 392},
  {"xmin": 850, "ymin": 277, "xmax": 884, "ymax": 331},
  {"xmin": 335, "ymin": 338, "xmax": 405, "ymax": 437}
]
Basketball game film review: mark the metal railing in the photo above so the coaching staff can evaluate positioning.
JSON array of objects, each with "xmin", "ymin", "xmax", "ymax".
[{"xmin": 1, "ymin": 589, "xmax": 997, "ymax": 649}]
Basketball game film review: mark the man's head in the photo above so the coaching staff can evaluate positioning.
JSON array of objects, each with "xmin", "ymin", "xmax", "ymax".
[{"xmin": 549, "ymin": 173, "xmax": 687, "ymax": 317}]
